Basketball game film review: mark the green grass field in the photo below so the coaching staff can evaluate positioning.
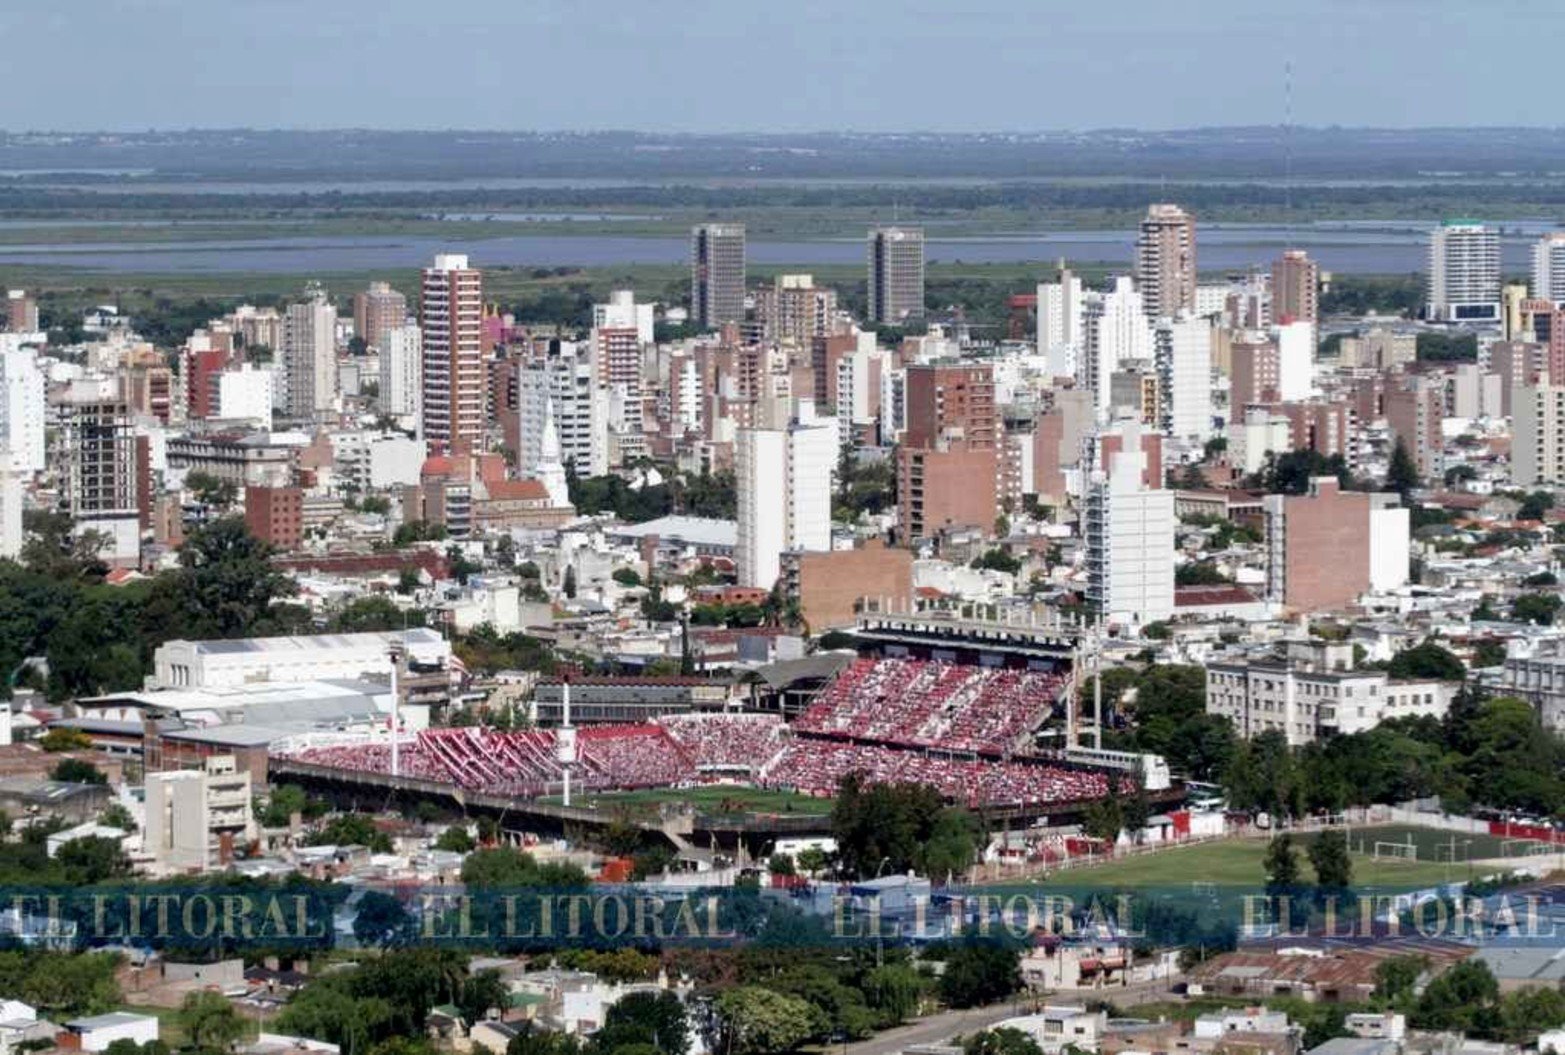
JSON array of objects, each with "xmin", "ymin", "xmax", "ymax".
[
  {"xmin": 543, "ymin": 785, "xmax": 834, "ymax": 818},
  {"xmin": 1010, "ymin": 826, "xmax": 1521, "ymax": 892}
]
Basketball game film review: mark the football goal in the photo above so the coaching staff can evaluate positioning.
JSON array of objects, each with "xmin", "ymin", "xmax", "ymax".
[{"xmin": 1373, "ymin": 840, "xmax": 1418, "ymax": 861}]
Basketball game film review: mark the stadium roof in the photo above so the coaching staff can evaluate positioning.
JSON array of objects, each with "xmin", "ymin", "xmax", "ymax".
[
  {"xmin": 607, "ymin": 516, "xmax": 737, "ymax": 548},
  {"xmin": 172, "ymin": 627, "xmax": 443, "ymax": 655},
  {"xmin": 79, "ymin": 679, "xmax": 387, "ymax": 726}
]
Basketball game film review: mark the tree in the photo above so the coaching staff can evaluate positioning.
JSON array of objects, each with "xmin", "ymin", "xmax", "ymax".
[
  {"xmin": 1517, "ymin": 490, "xmax": 1556, "ymax": 522},
  {"xmin": 21, "ymin": 509, "xmax": 108, "ymax": 582},
  {"xmin": 1372, "ymin": 954, "xmax": 1427, "ymax": 1007},
  {"xmin": 963, "ymin": 1029, "xmax": 1044, "ymax": 1055},
  {"xmin": 434, "ymin": 826, "xmax": 474, "ymax": 853},
  {"xmin": 1386, "ymin": 641, "xmax": 1465, "ymax": 681},
  {"xmin": 830, "ymin": 776, "xmax": 972, "ymax": 879},
  {"xmin": 563, "ymin": 566, "xmax": 578, "ymax": 599},
  {"xmin": 1496, "ymin": 985, "xmax": 1565, "ymax": 1045},
  {"xmin": 1412, "ymin": 960, "xmax": 1500, "ymax": 1034},
  {"xmin": 56, "ymin": 836, "xmax": 130, "ymax": 883},
  {"xmin": 612, "ymin": 568, "xmax": 642, "ymax": 587},
  {"xmin": 143, "ymin": 516, "xmax": 298, "ymax": 639},
  {"xmin": 353, "ymin": 891, "xmax": 413, "ymax": 948},
  {"xmin": 1307, "ymin": 830, "xmax": 1353, "ymax": 890},
  {"xmin": 796, "ymin": 846, "xmax": 828, "ymax": 875},
  {"xmin": 460, "ymin": 846, "xmax": 588, "ymax": 889},
  {"xmin": 185, "ymin": 471, "xmax": 238, "ymax": 510},
  {"xmin": 458, "ymin": 970, "xmax": 508, "ymax": 1028},
  {"xmin": 1175, "ymin": 562, "xmax": 1231, "ymax": 586},
  {"xmin": 1512, "ymin": 592, "xmax": 1563, "ymax": 626},
  {"xmin": 332, "ymin": 596, "xmax": 420, "ymax": 633},
  {"xmin": 862, "ymin": 964, "xmax": 922, "ymax": 1027},
  {"xmin": 597, "ymin": 990, "xmax": 689, "ymax": 1055},
  {"xmin": 506, "ymin": 1026, "xmax": 583, "ymax": 1055},
  {"xmin": 38, "ymin": 728, "xmax": 92, "ymax": 752},
  {"xmin": 938, "ymin": 942, "xmax": 1021, "ymax": 1009},
  {"xmin": 714, "ymin": 987, "xmax": 818, "ymax": 1055},
  {"xmin": 99, "ymin": 802, "xmax": 134, "ymax": 831},
  {"xmin": 305, "ymin": 814, "xmax": 393, "ymax": 853},
  {"xmin": 1385, "ymin": 437, "xmax": 1420, "ymax": 497},
  {"xmin": 177, "ymin": 990, "xmax": 246, "ymax": 1052},
  {"xmin": 50, "ymin": 758, "xmax": 106, "ymax": 784}
]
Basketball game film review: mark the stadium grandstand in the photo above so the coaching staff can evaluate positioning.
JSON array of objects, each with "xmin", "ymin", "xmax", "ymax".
[{"xmin": 275, "ymin": 612, "xmax": 1152, "ymax": 811}]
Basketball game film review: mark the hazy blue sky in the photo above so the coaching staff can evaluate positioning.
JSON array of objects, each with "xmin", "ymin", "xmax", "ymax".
[{"xmin": 7, "ymin": 0, "xmax": 1558, "ymax": 131}]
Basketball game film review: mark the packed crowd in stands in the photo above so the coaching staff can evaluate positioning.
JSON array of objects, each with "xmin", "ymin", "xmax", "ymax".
[
  {"xmin": 794, "ymin": 658, "xmax": 1064, "ymax": 755},
  {"xmin": 758, "ymin": 739, "xmax": 1108, "ymax": 807},
  {"xmin": 281, "ymin": 656, "xmax": 1106, "ymax": 808},
  {"xmin": 659, "ymin": 713, "xmax": 784, "ymax": 773}
]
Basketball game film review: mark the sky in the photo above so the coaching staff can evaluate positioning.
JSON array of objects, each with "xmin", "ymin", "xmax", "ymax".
[{"xmin": 6, "ymin": 0, "xmax": 1561, "ymax": 132}]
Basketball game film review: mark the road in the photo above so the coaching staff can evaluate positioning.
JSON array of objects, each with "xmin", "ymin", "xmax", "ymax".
[{"xmin": 841, "ymin": 978, "xmax": 1180, "ymax": 1055}]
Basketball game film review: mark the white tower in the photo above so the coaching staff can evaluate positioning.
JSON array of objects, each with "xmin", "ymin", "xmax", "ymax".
[
  {"xmin": 537, "ymin": 397, "xmax": 570, "ymax": 508},
  {"xmin": 555, "ymin": 679, "xmax": 577, "ymax": 807}
]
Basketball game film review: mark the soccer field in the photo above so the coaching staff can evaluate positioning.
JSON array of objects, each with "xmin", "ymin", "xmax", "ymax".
[
  {"xmin": 542, "ymin": 785, "xmax": 835, "ymax": 817},
  {"xmin": 1010, "ymin": 827, "xmax": 1501, "ymax": 891}
]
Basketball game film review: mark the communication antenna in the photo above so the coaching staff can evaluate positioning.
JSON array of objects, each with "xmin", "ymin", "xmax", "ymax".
[{"xmin": 1284, "ymin": 59, "xmax": 1295, "ymax": 236}]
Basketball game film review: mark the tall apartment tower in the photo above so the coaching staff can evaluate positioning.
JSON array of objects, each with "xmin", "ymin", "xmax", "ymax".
[
  {"xmin": 4, "ymin": 291, "xmax": 38, "ymax": 334},
  {"xmin": 1135, "ymin": 204, "xmax": 1196, "ymax": 319},
  {"xmin": 1082, "ymin": 277, "xmax": 1155, "ymax": 419},
  {"xmin": 868, "ymin": 226, "xmax": 926, "ymax": 325},
  {"xmin": 55, "ymin": 377, "xmax": 144, "ymax": 567},
  {"xmin": 1271, "ymin": 249, "xmax": 1320, "ymax": 325},
  {"xmin": 1532, "ymin": 232, "xmax": 1565, "ymax": 304},
  {"xmin": 1427, "ymin": 221, "xmax": 1500, "ymax": 322},
  {"xmin": 281, "ymin": 286, "xmax": 337, "ymax": 419},
  {"xmin": 379, "ymin": 322, "xmax": 422, "ymax": 419},
  {"xmin": 1084, "ymin": 419, "xmax": 1175, "ymax": 627},
  {"xmin": 353, "ymin": 282, "xmax": 408, "ymax": 350},
  {"xmin": 1037, "ymin": 264, "xmax": 1084, "ymax": 378},
  {"xmin": 420, "ymin": 253, "xmax": 485, "ymax": 454},
  {"xmin": 1154, "ymin": 314, "xmax": 1213, "ymax": 443},
  {"xmin": 0, "ymin": 342, "xmax": 46, "ymax": 473},
  {"xmin": 691, "ymin": 224, "xmax": 746, "ymax": 330},
  {"xmin": 736, "ymin": 403, "xmax": 840, "ymax": 589}
]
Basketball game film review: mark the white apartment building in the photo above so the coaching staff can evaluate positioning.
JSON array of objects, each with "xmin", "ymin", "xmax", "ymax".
[
  {"xmin": 593, "ymin": 290, "xmax": 655, "ymax": 346},
  {"xmin": 1081, "ymin": 277, "xmax": 1155, "ymax": 420},
  {"xmin": 1037, "ymin": 268, "xmax": 1084, "ymax": 379},
  {"xmin": 379, "ymin": 322, "xmax": 422, "ymax": 419},
  {"xmin": 281, "ymin": 288, "xmax": 338, "ymax": 418},
  {"xmin": 517, "ymin": 342, "xmax": 607, "ymax": 478},
  {"xmin": 216, "ymin": 364, "xmax": 273, "ymax": 423},
  {"xmin": 1155, "ymin": 314, "xmax": 1213, "ymax": 443},
  {"xmin": 1427, "ymin": 221, "xmax": 1500, "ymax": 322},
  {"xmin": 1084, "ymin": 422, "xmax": 1174, "ymax": 626},
  {"xmin": 1274, "ymin": 318, "xmax": 1314, "ymax": 402},
  {"xmin": 0, "ymin": 459, "xmax": 20, "ymax": 560},
  {"xmin": 0, "ymin": 340, "xmax": 46, "ymax": 474},
  {"xmin": 1512, "ymin": 380, "xmax": 1565, "ymax": 486},
  {"xmin": 144, "ymin": 756, "xmax": 257, "ymax": 872},
  {"xmin": 1532, "ymin": 232, "xmax": 1565, "ymax": 304},
  {"xmin": 1206, "ymin": 641, "xmax": 1455, "ymax": 746},
  {"xmin": 736, "ymin": 403, "xmax": 840, "ymax": 589}
]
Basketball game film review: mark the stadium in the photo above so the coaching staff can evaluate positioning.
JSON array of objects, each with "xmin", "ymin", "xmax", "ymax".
[{"xmin": 270, "ymin": 612, "xmax": 1178, "ymax": 838}]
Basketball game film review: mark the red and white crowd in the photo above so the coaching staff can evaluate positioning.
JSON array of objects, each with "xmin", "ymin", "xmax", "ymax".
[{"xmin": 282, "ymin": 658, "xmax": 1098, "ymax": 808}]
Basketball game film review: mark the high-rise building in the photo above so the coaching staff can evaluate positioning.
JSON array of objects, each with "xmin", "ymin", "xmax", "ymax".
[
  {"xmin": 1082, "ymin": 277, "xmax": 1155, "ymax": 418},
  {"xmin": 55, "ymin": 377, "xmax": 143, "ymax": 567},
  {"xmin": 593, "ymin": 290, "xmax": 655, "ymax": 345},
  {"xmin": 1270, "ymin": 250, "xmax": 1320, "ymax": 325},
  {"xmin": 691, "ymin": 224, "xmax": 746, "ymax": 330},
  {"xmin": 1230, "ymin": 338, "xmax": 1281, "ymax": 411},
  {"xmin": 1427, "ymin": 221, "xmax": 1500, "ymax": 322},
  {"xmin": 1531, "ymin": 232, "xmax": 1565, "ymax": 304},
  {"xmin": 281, "ymin": 287, "xmax": 337, "ymax": 419},
  {"xmin": 1037, "ymin": 265, "xmax": 1084, "ymax": 379},
  {"xmin": 4, "ymin": 291, "xmax": 38, "ymax": 334},
  {"xmin": 1513, "ymin": 379, "xmax": 1565, "ymax": 485},
  {"xmin": 1274, "ymin": 319, "xmax": 1314, "ymax": 402},
  {"xmin": 420, "ymin": 254, "xmax": 485, "ymax": 454},
  {"xmin": 516, "ymin": 341, "xmax": 606, "ymax": 478},
  {"xmin": 1384, "ymin": 375, "xmax": 1444, "ymax": 483},
  {"xmin": 0, "ymin": 341, "xmax": 46, "ymax": 473},
  {"xmin": 353, "ymin": 282, "xmax": 407, "ymax": 351},
  {"xmin": 757, "ymin": 275, "xmax": 838, "ymax": 343},
  {"xmin": 903, "ymin": 362, "xmax": 996, "ymax": 449},
  {"xmin": 1155, "ymin": 314, "xmax": 1213, "ymax": 443},
  {"xmin": 0, "ymin": 457, "xmax": 20, "ymax": 560},
  {"xmin": 1264, "ymin": 477, "xmax": 1408, "ymax": 613},
  {"xmin": 1084, "ymin": 420, "xmax": 1175, "ymax": 626},
  {"xmin": 379, "ymin": 323, "xmax": 422, "ymax": 420},
  {"xmin": 867, "ymin": 226, "xmax": 925, "ymax": 325},
  {"xmin": 1135, "ymin": 204, "xmax": 1196, "ymax": 319},
  {"xmin": 736, "ymin": 403, "xmax": 839, "ymax": 588}
]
